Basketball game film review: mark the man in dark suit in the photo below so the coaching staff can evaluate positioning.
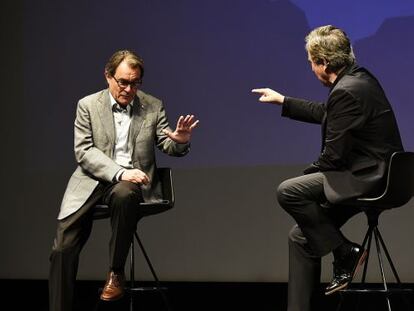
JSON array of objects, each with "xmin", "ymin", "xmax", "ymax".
[
  {"xmin": 252, "ymin": 25, "xmax": 403, "ymax": 311},
  {"xmin": 49, "ymin": 50, "xmax": 199, "ymax": 311}
]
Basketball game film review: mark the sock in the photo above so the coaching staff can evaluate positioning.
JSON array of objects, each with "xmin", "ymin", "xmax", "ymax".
[
  {"xmin": 333, "ymin": 241, "xmax": 352, "ymax": 260},
  {"xmin": 111, "ymin": 267, "xmax": 124, "ymax": 274}
]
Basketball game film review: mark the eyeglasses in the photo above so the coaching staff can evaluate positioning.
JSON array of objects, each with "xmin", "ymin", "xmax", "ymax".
[{"xmin": 112, "ymin": 76, "xmax": 142, "ymax": 89}]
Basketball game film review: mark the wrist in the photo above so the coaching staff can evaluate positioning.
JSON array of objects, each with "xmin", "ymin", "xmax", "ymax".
[{"xmin": 118, "ymin": 171, "xmax": 124, "ymax": 181}]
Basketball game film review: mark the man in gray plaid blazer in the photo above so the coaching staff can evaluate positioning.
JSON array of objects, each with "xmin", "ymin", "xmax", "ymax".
[{"xmin": 49, "ymin": 50, "xmax": 199, "ymax": 311}]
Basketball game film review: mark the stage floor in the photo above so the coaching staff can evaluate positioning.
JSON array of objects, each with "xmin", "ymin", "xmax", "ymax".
[{"xmin": 2, "ymin": 279, "xmax": 413, "ymax": 311}]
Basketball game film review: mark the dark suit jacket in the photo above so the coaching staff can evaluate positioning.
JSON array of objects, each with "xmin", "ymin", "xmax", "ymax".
[{"xmin": 282, "ymin": 64, "xmax": 404, "ymax": 204}]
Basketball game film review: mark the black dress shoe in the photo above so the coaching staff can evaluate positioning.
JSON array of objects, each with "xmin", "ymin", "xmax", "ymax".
[{"xmin": 325, "ymin": 244, "xmax": 367, "ymax": 295}]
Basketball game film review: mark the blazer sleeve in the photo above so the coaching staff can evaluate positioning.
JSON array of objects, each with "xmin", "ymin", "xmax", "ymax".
[{"xmin": 282, "ymin": 96, "xmax": 326, "ymax": 124}]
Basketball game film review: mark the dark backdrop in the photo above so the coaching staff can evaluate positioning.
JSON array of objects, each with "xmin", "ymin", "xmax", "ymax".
[{"xmin": 1, "ymin": 0, "xmax": 414, "ymax": 283}]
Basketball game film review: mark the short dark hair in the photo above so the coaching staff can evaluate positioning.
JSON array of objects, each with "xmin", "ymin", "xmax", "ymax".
[{"xmin": 104, "ymin": 50, "xmax": 145, "ymax": 79}]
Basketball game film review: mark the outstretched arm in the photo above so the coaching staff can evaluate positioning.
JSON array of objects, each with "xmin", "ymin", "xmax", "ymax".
[{"xmin": 162, "ymin": 114, "xmax": 199, "ymax": 144}]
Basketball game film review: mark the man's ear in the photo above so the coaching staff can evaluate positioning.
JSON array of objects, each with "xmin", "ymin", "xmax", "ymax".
[
  {"xmin": 323, "ymin": 60, "xmax": 332, "ymax": 73},
  {"xmin": 104, "ymin": 71, "xmax": 111, "ymax": 83}
]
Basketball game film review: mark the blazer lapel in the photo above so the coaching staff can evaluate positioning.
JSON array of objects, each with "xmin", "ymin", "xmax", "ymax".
[
  {"xmin": 97, "ymin": 90, "xmax": 116, "ymax": 146},
  {"xmin": 128, "ymin": 92, "xmax": 145, "ymax": 150}
]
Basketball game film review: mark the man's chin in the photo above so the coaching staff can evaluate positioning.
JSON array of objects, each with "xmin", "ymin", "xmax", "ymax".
[{"xmin": 118, "ymin": 97, "xmax": 133, "ymax": 105}]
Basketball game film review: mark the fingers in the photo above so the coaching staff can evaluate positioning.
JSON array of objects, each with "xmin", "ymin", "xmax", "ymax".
[
  {"xmin": 124, "ymin": 169, "xmax": 150, "ymax": 185},
  {"xmin": 252, "ymin": 88, "xmax": 271, "ymax": 102},
  {"xmin": 162, "ymin": 114, "xmax": 199, "ymax": 144},
  {"xmin": 251, "ymin": 88, "xmax": 268, "ymax": 94},
  {"xmin": 177, "ymin": 115, "xmax": 199, "ymax": 130},
  {"xmin": 140, "ymin": 174, "xmax": 150, "ymax": 185},
  {"xmin": 176, "ymin": 115, "xmax": 185, "ymax": 128},
  {"xmin": 135, "ymin": 173, "xmax": 149, "ymax": 185},
  {"xmin": 189, "ymin": 119, "xmax": 199, "ymax": 130},
  {"xmin": 182, "ymin": 114, "xmax": 194, "ymax": 126},
  {"xmin": 252, "ymin": 87, "xmax": 284, "ymax": 104},
  {"xmin": 258, "ymin": 95, "xmax": 269, "ymax": 102}
]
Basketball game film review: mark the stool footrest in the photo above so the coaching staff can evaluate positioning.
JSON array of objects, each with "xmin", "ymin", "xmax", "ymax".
[
  {"xmin": 127, "ymin": 286, "xmax": 168, "ymax": 292},
  {"xmin": 341, "ymin": 288, "xmax": 414, "ymax": 294}
]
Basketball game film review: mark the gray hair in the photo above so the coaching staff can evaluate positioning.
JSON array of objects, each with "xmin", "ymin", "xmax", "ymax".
[
  {"xmin": 305, "ymin": 25, "xmax": 355, "ymax": 72},
  {"xmin": 104, "ymin": 50, "xmax": 145, "ymax": 78}
]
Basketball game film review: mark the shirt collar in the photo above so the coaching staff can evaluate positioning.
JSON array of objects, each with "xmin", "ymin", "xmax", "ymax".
[
  {"xmin": 330, "ymin": 61, "xmax": 357, "ymax": 90},
  {"xmin": 109, "ymin": 91, "xmax": 134, "ymax": 112}
]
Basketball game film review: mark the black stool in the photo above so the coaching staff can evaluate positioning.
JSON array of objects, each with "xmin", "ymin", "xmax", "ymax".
[
  {"xmin": 336, "ymin": 152, "xmax": 414, "ymax": 311},
  {"xmin": 93, "ymin": 167, "xmax": 174, "ymax": 311}
]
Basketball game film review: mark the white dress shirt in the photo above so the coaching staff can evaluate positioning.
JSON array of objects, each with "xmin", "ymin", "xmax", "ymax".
[{"xmin": 109, "ymin": 93, "xmax": 133, "ymax": 180}]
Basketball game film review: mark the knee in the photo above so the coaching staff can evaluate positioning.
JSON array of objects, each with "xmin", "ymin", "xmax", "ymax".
[
  {"xmin": 277, "ymin": 179, "xmax": 294, "ymax": 208},
  {"xmin": 50, "ymin": 237, "xmax": 79, "ymax": 257},
  {"xmin": 51, "ymin": 238, "xmax": 64, "ymax": 253},
  {"xmin": 288, "ymin": 224, "xmax": 307, "ymax": 245},
  {"xmin": 111, "ymin": 181, "xmax": 143, "ymax": 203}
]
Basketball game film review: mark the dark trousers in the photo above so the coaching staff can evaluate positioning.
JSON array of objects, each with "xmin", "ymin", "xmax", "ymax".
[
  {"xmin": 49, "ymin": 181, "xmax": 143, "ymax": 311},
  {"xmin": 277, "ymin": 173, "xmax": 360, "ymax": 311}
]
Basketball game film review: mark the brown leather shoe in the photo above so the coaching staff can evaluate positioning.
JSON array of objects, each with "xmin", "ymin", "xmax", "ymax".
[{"xmin": 100, "ymin": 271, "xmax": 125, "ymax": 301}]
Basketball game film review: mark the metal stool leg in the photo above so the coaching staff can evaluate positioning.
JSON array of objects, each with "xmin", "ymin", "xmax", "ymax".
[
  {"xmin": 131, "ymin": 231, "xmax": 173, "ymax": 311},
  {"xmin": 375, "ymin": 227, "xmax": 414, "ymax": 311},
  {"xmin": 130, "ymin": 240, "xmax": 135, "ymax": 311},
  {"xmin": 376, "ymin": 229, "xmax": 402, "ymax": 284},
  {"xmin": 373, "ymin": 227, "xmax": 392, "ymax": 311}
]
